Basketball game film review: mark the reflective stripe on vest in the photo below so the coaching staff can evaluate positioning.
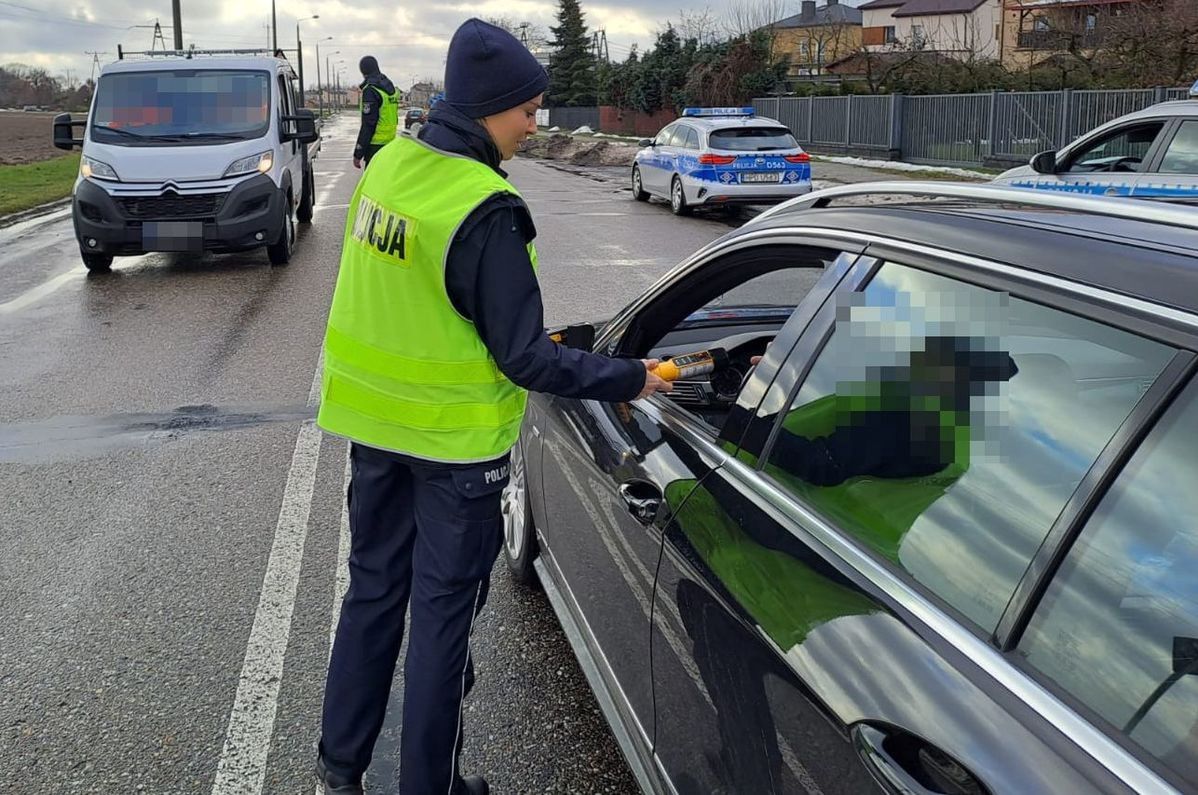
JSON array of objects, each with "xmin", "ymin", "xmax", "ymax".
[
  {"xmin": 362, "ymin": 84, "xmax": 399, "ymax": 145},
  {"xmin": 318, "ymin": 133, "xmax": 538, "ymax": 462}
]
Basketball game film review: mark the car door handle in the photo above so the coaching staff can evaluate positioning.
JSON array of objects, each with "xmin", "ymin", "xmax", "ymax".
[
  {"xmin": 618, "ymin": 480, "xmax": 663, "ymax": 526},
  {"xmin": 852, "ymin": 723, "xmax": 990, "ymax": 795}
]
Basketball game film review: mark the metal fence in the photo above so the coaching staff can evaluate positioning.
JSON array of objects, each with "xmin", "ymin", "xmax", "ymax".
[
  {"xmin": 547, "ymin": 106, "xmax": 601, "ymax": 131},
  {"xmin": 753, "ymin": 86, "xmax": 1190, "ymax": 169}
]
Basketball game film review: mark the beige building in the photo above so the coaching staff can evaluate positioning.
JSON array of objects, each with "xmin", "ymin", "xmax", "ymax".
[
  {"xmin": 769, "ymin": 0, "xmax": 864, "ymax": 77},
  {"xmin": 1001, "ymin": 0, "xmax": 1138, "ymax": 71},
  {"xmin": 859, "ymin": 0, "xmax": 1003, "ymax": 60}
]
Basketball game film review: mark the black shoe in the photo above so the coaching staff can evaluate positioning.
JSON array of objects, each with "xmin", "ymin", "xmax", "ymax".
[
  {"xmin": 459, "ymin": 775, "xmax": 489, "ymax": 795},
  {"xmin": 316, "ymin": 753, "xmax": 364, "ymax": 795}
]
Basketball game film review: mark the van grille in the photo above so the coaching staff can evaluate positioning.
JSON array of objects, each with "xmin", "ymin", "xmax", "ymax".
[{"xmin": 118, "ymin": 192, "xmax": 225, "ymax": 219}]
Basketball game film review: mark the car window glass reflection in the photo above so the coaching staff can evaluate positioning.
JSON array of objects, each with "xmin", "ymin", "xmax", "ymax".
[
  {"xmin": 1019, "ymin": 380, "xmax": 1198, "ymax": 787},
  {"xmin": 763, "ymin": 262, "xmax": 1174, "ymax": 631}
]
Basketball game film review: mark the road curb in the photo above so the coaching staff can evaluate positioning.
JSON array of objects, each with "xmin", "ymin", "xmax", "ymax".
[{"xmin": 0, "ymin": 197, "xmax": 71, "ymax": 229}]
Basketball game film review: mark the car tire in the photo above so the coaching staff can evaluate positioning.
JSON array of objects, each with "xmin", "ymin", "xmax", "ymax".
[
  {"xmin": 502, "ymin": 437, "xmax": 539, "ymax": 588},
  {"xmin": 670, "ymin": 175, "xmax": 691, "ymax": 216},
  {"xmin": 631, "ymin": 165, "xmax": 649, "ymax": 201},
  {"xmin": 81, "ymin": 250, "xmax": 113, "ymax": 273},
  {"xmin": 267, "ymin": 195, "xmax": 295, "ymax": 266},
  {"xmin": 296, "ymin": 169, "xmax": 314, "ymax": 225}
]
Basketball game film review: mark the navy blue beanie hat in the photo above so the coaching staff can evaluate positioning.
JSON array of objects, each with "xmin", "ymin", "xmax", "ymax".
[{"xmin": 445, "ymin": 18, "xmax": 549, "ymax": 118}]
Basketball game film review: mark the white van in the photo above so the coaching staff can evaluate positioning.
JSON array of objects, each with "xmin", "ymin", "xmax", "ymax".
[{"xmin": 53, "ymin": 49, "xmax": 319, "ymax": 272}]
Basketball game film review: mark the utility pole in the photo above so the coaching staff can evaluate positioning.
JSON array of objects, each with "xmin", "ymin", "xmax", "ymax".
[
  {"xmin": 133, "ymin": 19, "xmax": 170, "ymax": 51},
  {"xmin": 171, "ymin": 0, "xmax": 182, "ymax": 49},
  {"xmin": 85, "ymin": 51, "xmax": 107, "ymax": 83},
  {"xmin": 296, "ymin": 16, "xmax": 318, "ymax": 108},
  {"xmin": 271, "ymin": 0, "xmax": 278, "ymax": 53}
]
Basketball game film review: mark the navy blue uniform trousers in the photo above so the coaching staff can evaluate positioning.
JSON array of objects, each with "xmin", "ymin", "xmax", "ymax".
[{"xmin": 320, "ymin": 442, "xmax": 508, "ymax": 793}]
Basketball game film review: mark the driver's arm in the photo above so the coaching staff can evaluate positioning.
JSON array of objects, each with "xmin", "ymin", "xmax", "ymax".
[{"xmin": 446, "ymin": 195, "xmax": 661, "ymax": 402}]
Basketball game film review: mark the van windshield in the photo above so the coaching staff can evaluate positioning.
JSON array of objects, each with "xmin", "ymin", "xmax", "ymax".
[{"xmin": 91, "ymin": 69, "xmax": 271, "ymax": 145}]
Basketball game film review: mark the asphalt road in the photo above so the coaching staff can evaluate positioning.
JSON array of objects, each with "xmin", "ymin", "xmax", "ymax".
[{"xmin": 0, "ymin": 115, "xmax": 746, "ymax": 794}]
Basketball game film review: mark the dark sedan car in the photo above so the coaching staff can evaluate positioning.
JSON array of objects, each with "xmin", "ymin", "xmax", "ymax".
[
  {"xmin": 403, "ymin": 107, "xmax": 426, "ymax": 129},
  {"xmin": 501, "ymin": 183, "xmax": 1198, "ymax": 795}
]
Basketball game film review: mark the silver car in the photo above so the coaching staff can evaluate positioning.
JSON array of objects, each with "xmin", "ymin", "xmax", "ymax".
[{"xmin": 995, "ymin": 99, "xmax": 1198, "ymax": 200}]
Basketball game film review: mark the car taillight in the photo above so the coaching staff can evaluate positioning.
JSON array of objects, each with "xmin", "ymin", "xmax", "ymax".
[
  {"xmin": 784, "ymin": 153, "xmax": 811, "ymax": 163},
  {"xmin": 699, "ymin": 154, "xmax": 737, "ymax": 165}
]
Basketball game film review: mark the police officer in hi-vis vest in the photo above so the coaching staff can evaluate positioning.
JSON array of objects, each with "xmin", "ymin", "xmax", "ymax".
[
  {"xmin": 354, "ymin": 55, "xmax": 399, "ymax": 169},
  {"xmin": 315, "ymin": 19, "xmax": 673, "ymax": 795}
]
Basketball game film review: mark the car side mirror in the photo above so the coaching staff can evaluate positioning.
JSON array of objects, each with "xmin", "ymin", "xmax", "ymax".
[
  {"xmin": 53, "ymin": 112, "xmax": 84, "ymax": 150},
  {"xmin": 547, "ymin": 323, "xmax": 596, "ymax": 351},
  {"xmin": 1030, "ymin": 150, "xmax": 1058, "ymax": 174},
  {"xmin": 282, "ymin": 110, "xmax": 319, "ymax": 144},
  {"xmin": 639, "ymin": 139, "xmax": 654, "ymax": 148}
]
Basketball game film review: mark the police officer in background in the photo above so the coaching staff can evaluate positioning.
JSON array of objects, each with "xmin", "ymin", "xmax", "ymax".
[
  {"xmin": 315, "ymin": 18, "xmax": 672, "ymax": 795},
  {"xmin": 354, "ymin": 55, "xmax": 399, "ymax": 168}
]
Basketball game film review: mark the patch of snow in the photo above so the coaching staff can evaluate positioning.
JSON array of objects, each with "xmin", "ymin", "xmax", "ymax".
[
  {"xmin": 572, "ymin": 125, "xmax": 595, "ymax": 135},
  {"xmin": 547, "ymin": 126, "xmax": 561, "ymax": 132},
  {"xmin": 816, "ymin": 155, "xmax": 992, "ymax": 180}
]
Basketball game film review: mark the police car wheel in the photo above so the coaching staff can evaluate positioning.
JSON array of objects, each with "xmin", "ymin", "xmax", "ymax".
[
  {"xmin": 267, "ymin": 198, "xmax": 294, "ymax": 266},
  {"xmin": 670, "ymin": 176, "xmax": 691, "ymax": 216},
  {"xmin": 502, "ymin": 438, "xmax": 539, "ymax": 587},
  {"xmin": 631, "ymin": 166, "xmax": 648, "ymax": 201}
]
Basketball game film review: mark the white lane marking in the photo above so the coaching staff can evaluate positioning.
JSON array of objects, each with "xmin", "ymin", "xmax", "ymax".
[
  {"xmin": 315, "ymin": 452, "xmax": 352, "ymax": 795},
  {"xmin": 0, "ymin": 268, "xmax": 82, "ymax": 315},
  {"xmin": 212, "ymin": 352, "xmax": 324, "ymax": 795}
]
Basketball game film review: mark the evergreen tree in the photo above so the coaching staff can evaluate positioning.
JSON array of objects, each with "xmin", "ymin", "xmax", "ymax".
[{"xmin": 548, "ymin": 0, "xmax": 597, "ymax": 106}]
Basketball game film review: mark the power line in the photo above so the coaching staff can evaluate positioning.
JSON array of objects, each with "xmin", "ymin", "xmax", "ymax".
[{"xmin": 0, "ymin": 0, "xmax": 133, "ymax": 29}]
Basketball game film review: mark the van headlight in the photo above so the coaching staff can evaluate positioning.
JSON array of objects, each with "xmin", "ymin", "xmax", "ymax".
[
  {"xmin": 81, "ymin": 155, "xmax": 119, "ymax": 181},
  {"xmin": 224, "ymin": 151, "xmax": 274, "ymax": 178}
]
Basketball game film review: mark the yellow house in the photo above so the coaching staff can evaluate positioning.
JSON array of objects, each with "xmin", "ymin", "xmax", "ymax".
[
  {"xmin": 1001, "ymin": 0, "xmax": 1139, "ymax": 71},
  {"xmin": 770, "ymin": 0, "xmax": 865, "ymax": 77}
]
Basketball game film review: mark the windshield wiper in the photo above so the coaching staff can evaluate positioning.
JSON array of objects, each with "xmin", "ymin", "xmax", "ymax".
[
  {"xmin": 93, "ymin": 125, "xmax": 149, "ymax": 139},
  {"xmin": 146, "ymin": 132, "xmax": 244, "ymax": 142}
]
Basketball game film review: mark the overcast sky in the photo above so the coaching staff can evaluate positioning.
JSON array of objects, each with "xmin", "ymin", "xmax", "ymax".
[{"xmin": 0, "ymin": 0, "xmax": 866, "ymax": 92}]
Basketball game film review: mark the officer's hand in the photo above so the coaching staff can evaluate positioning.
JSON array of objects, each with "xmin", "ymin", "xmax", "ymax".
[
  {"xmin": 353, "ymin": 157, "xmax": 363, "ymax": 169},
  {"xmin": 635, "ymin": 359, "xmax": 673, "ymax": 400}
]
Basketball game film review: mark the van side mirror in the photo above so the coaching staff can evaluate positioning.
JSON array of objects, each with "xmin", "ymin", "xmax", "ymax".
[
  {"xmin": 282, "ymin": 109, "xmax": 319, "ymax": 144},
  {"xmin": 53, "ymin": 112, "xmax": 84, "ymax": 150},
  {"xmin": 547, "ymin": 323, "xmax": 596, "ymax": 351},
  {"xmin": 1031, "ymin": 150, "xmax": 1058, "ymax": 174}
]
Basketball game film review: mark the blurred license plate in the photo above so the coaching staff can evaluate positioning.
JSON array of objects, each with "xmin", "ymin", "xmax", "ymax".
[
  {"xmin": 143, "ymin": 221, "xmax": 202, "ymax": 252},
  {"xmin": 741, "ymin": 172, "xmax": 781, "ymax": 184}
]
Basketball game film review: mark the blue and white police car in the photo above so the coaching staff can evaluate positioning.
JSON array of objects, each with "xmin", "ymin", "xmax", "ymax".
[
  {"xmin": 632, "ymin": 107, "xmax": 813, "ymax": 215},
  {"xmin": 994, "ymin": 84, "xmax": 1198, "ymax": 201}
]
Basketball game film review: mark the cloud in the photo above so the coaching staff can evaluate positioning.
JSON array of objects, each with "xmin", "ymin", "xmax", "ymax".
[{"xmin": 0, "ymin": 0, "xmax": 868, "ymax": 95}]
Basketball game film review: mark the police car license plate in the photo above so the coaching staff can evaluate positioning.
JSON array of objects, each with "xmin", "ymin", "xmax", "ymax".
[{"xmin": 741, "ymin": 172, "xmax": 781, "ymax": 183}]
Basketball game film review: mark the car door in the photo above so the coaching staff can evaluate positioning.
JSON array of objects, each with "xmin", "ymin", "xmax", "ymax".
[
  {"xmin": 1132, "ymin": 118, "xmax": 1198, "ymax": 202},
  {"xmin": 640, "ymin": 123, "xmax": 677, "ymax": 195},
  {"xmin": 277, "ymin": 73, "xmax": 301, "ymax": 204},
  {"xmin": 1034, "ymin": 119, "xmax": 1170, "ymax": 196},
  {"xmin": 649, "ymin": 243, "xmax": 1185, "ymax": 794}
]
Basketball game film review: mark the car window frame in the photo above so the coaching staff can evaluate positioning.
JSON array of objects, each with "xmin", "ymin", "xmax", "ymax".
[
  {"xmin": 1061, "ymin": 119, "xmax": 1172, "ymax": 175},
  {"xmin": 752, "ymin": 238, "xmax": 1195, "ymax": 645},
  {"xmin": 1150, "ymin": 118, "xmax": 1198, "ymax": 175},
  {"xmin": 654, "ymin": 123, "xmax": 676, "ymax": 148}
]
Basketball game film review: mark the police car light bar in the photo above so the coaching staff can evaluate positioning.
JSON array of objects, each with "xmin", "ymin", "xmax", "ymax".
[{"xmin": 682, "ymin": 107, "xmax": 755, "ymax": 118}]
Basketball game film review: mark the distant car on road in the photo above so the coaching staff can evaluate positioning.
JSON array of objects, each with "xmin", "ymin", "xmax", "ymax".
[
  {"xmin": 506, "ymin": 181, "xmax": 1198, "ymax": 795},
  {"xmin": 994, "ymin": 93, "xmax": 1198, "ymax": 201},
  {"xmin": 404, "ymin": 107, "xmax": 426, "ymax": 130},
  {"xmin": 632, "ymin": 107, "xmax": 812, "ymax": 216}
]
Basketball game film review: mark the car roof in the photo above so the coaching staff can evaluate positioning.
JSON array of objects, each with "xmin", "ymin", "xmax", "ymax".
[
  {"xmin": 101, "ymin": 56, "xmax": 288, "ymax": 75},
  {"xmin": 1127, "ymin": 99, "xmax": 1198, "ymax": 120},
  {"xmin": 676, "ymin": 114, "xmax": 789, "ymax": 131},
  {"xmin": 747, "ymin": 200, "xmax": 1198, "ymax": 318}
]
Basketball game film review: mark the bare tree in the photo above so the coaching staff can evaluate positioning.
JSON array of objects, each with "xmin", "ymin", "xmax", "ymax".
[
  {"xmin": 483, "ymin": 17, "xmax": 550, "ymax": 51},
  {"xmin": 1103, "ymin": 0, "xmax": 1198, "ymax": 86},
  {"xmin": 724, "ymin": 0, "xmax": 790, "ymax": 45},
  {"xmin": 677, "ymin": 6, "xmax": 723, "ymax": 46}
]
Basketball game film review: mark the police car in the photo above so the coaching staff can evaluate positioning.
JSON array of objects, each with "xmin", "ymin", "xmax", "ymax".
[
  {"xmin": 632, "ymin": 107, "xmax": 812, "ymax": 215},
  {"xmin": 994, "ymin": 82, "xmax": 1198, "ymax": 201}
]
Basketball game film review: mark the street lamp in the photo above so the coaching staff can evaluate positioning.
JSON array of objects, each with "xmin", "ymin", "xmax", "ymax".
[
  {"xmin": 326, "ymin": 51, "xmax": 340, "ymax": 110},
  {"xmin": 315, "ymin": 37, "xmax": 333, "ymax": 117},
  {"xmin": 295, "ymin": 15, "xmax": 318, "ymax": 107}
]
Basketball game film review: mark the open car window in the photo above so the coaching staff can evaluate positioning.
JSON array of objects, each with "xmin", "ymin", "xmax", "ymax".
[{"xmin": 616, "ymin": 245, "xmax": 849, "ymax": 432}]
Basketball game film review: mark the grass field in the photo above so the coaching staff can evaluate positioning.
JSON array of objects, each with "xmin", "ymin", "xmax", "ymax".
[{"xmin": 0, "ymin": 154, "xmax": 79, "ymax": 216}]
